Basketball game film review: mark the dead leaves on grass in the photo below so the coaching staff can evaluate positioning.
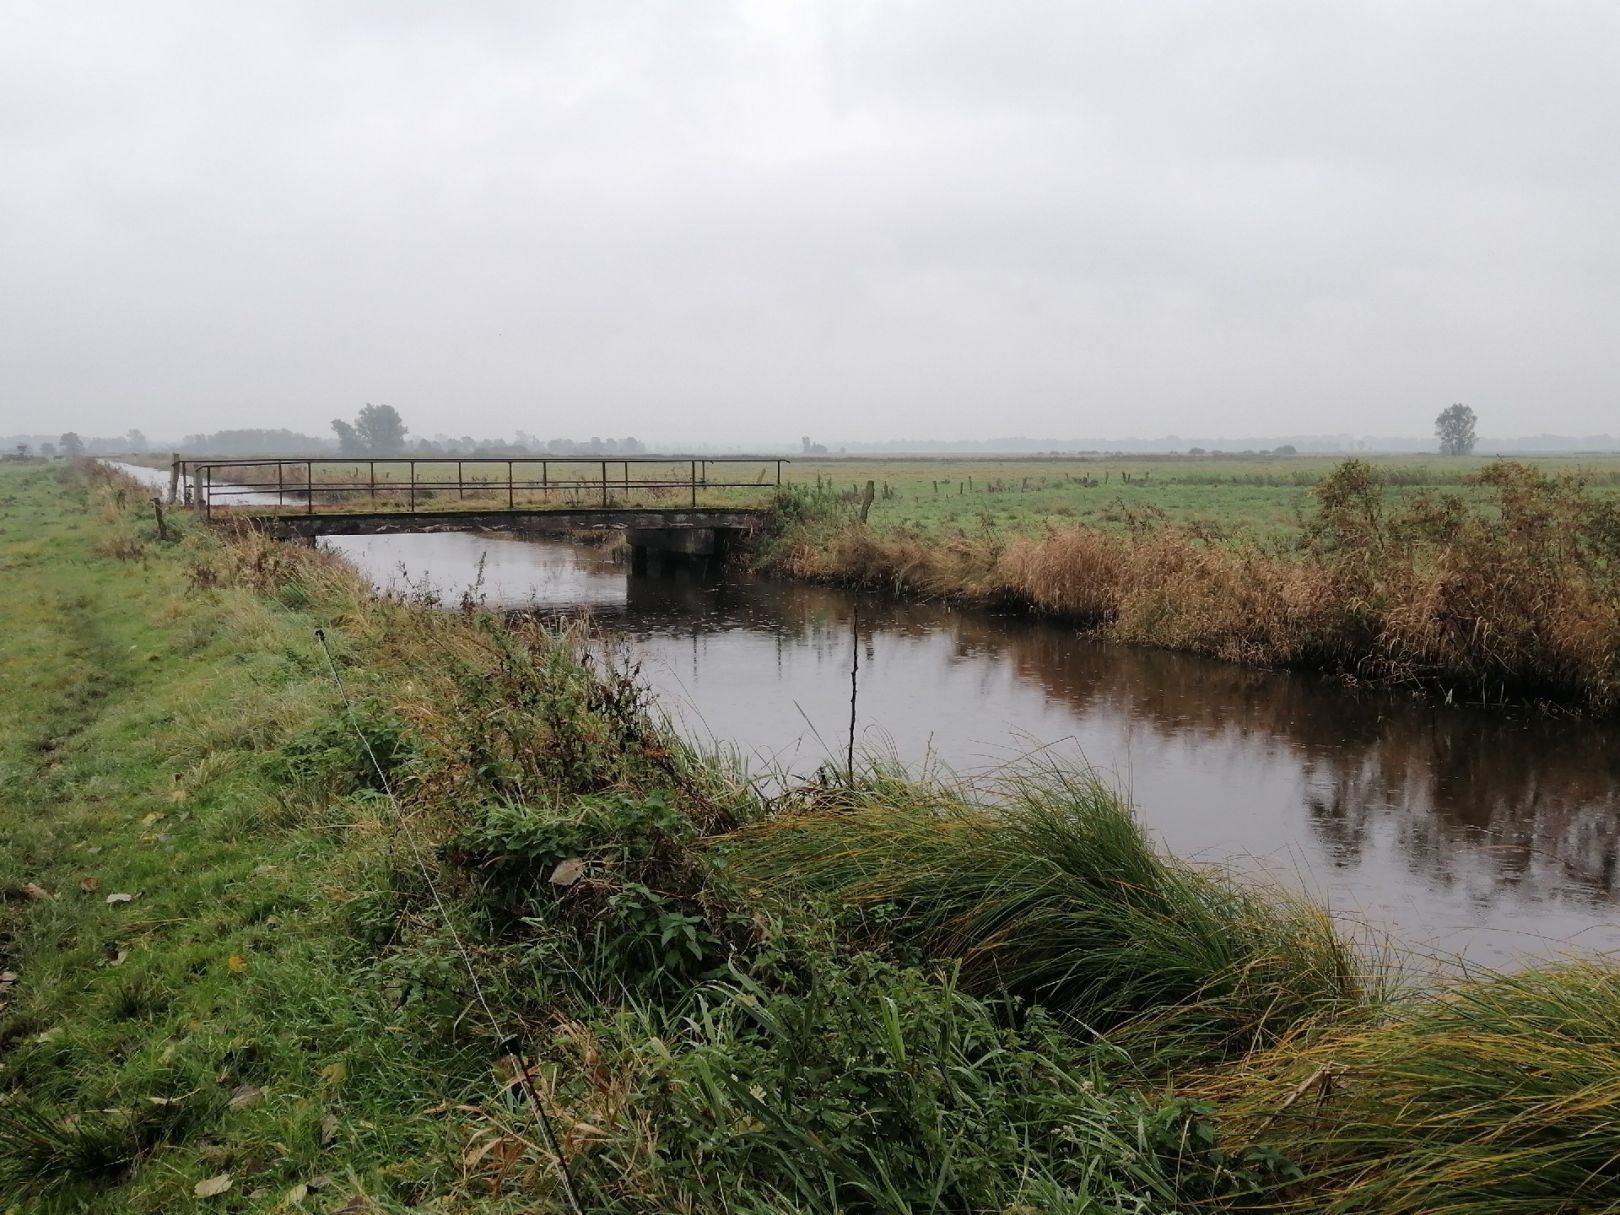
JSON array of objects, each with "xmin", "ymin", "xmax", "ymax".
[{"xmin": 193, "ymin": 1172, "xmax": 233, "ymax": 1198}]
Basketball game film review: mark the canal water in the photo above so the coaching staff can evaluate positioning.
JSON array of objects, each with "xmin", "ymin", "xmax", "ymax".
[
  {"xmin": 322, "ymin": 528, "xmax": 1620, "ymax": 971},
  {"xmin": 106, "ymin": 466, "xmax": 1620, "ymax": 969}
]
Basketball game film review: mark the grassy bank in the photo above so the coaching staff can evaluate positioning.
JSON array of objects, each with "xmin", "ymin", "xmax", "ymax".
[
  {"xmin": 4, "ymin": 461, "xmax": 1620, "ymax": 1212},
  {"xmin": 755, "ymin": 458, "xmax": 1620, "ymax": 712}
]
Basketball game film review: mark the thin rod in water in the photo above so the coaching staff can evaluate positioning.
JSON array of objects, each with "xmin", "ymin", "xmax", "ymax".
[{"xmin": 848, "ymin": 605, "xmax": 859, "ymax": 785}]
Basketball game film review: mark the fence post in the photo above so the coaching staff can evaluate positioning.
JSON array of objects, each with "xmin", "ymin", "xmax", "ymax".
[
  {"xmin": 369, "ymin": 460, "xmax": 376, "ymax": 510},
  {"xmin": 277, "ymin": 462, "xmax": 284, "ymax": 508},
  {"xmin": 307, "ymin": 461, "xmax": 314, "ymax": 515},
  {"xmin": 691, "ymin": 460, "xmax": 697, "ymax": 508},
  {"xmin": 408, "ymin": 461, "xmax": 416, "ymax": 512},
  {"xmin": 167, "ymin": 454, "xmax": 180, "ymax": 504},
  {"xmin": 203, "ymin": 466, "xmax": 211, "ymax": 520},
  {"xmin": 457, "ymin": 460, "xmax": 464, "ymax": 501},
  {"xmin": 601, "ymin": 460, "xmax": 608, "ymax": 508},
  {"xmin": 508, "ymin": 460, "xmax": 514, "ymax": 510}
]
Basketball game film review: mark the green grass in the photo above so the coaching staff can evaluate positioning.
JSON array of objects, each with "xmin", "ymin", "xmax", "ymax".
[
  {"xmin": 0, "ymin": 468, "xmax": 503, "ymax": 1211},
  {"xmin": 7, "ymin": 461, "xmax": 1620, "ymax": 1213},
  {"xmin": 1, "ymin": 465, "xmax": 1215, "ymax": 1212},
  {"xmin": 123, "ymin": 451, "xmax": 1620, "ymax": 543},
  {"xmin": 785, "ymin": 454, "xmax": 1620, "ymax": 545},
  {"xmin": 722, "ymin": 767, "xmax": 1370, "ymax": 1068},
  {"xmin": 1208, "ymin": 964, "xmax": 1620, "ymax": 1213}
]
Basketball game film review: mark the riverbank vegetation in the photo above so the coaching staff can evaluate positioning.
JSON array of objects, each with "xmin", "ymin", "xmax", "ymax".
[
  {"xmin": 756, "ymin": 458, "xmax": 1620, "ymax": 712},
  {"xmin": 787, "ymin": 453, "xmax": 1620, "ymax": 545},
  {"xmin": 4, "ymin": 460, "xmax": 1620, "ymax": 1212}
]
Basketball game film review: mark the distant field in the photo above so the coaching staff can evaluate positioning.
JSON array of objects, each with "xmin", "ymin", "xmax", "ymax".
[
  {"xmin": 122, "ymin": 451, "xmax": 1620, "ymax": 543},
  {"xmin": 781, "ymin": 454, "xmax": 1620, "ymax": 545}
]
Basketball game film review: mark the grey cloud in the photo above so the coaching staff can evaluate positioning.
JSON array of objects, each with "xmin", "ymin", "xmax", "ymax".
[{"xmin": 3, "ymin": 1, "xmax": 1617, "ymax": 444}]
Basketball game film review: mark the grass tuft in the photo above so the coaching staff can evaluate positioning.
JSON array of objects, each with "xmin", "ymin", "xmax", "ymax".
[
  {"xmin": 1205, "ymin": 963, "xmax": 1620, "ymax": 1213},
  {"xmin": 724, "ymin": 767, "xmax": 1369, "ymax": 1064}
]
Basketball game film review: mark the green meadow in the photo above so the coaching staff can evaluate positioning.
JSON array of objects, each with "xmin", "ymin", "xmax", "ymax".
[{"xmin": 784, "ymin": 453, "xmax": 1620, "ymax": 545}]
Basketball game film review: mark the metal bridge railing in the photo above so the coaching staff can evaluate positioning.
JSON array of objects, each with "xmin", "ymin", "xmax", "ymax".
[{"xmin": 180, "ymin": 456, "xmax": 786, "ymax": 519}]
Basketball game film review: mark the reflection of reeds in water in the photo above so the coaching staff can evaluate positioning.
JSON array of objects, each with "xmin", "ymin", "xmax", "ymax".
[
  {"xmin": 754, "ymin": 463, "xmax": 1620, "ymax": 900},
  {"xmin": 711, "ymin": 570, "xmax": 1620, "ymax": 904}
]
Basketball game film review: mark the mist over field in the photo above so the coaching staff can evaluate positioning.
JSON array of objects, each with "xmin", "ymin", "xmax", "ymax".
[{"xmin": 5, "ymin": 2, "xmax": 1620, "ymax": 445}]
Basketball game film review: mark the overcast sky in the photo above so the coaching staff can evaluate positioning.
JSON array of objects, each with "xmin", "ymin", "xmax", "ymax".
[{"xmin": 3, "ymin": 1, "xmax": 1618, "ymax": 444}]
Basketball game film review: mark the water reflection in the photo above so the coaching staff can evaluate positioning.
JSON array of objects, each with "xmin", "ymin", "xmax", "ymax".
[{"xmin": 313, "ymin": 530, "xmax": 1620, "ymax": 967}]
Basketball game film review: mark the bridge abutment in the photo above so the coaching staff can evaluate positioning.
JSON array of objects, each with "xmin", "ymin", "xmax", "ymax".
[{"xmin": 628, "ymin": 526, "xmax": 732, "ymax": 576}]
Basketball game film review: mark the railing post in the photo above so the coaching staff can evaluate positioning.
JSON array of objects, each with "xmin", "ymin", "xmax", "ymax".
[
  {"xmin": 307, "ymin": 461, "xmax": 314, "ymax": 515},
  {"xmin": 507, "ymin": 460, "xmax": 514, "ymax": 510},
  {"xmin": 601, "ymin": 460, "xmax": 608, "ymax": 508},
  {"xmin": 408, "ymin": 461, "xmax": 416, "ymax": 512},
  {"xmin": 167, "ymin": 453, "xmax": 180, "ymax": 504},
  {"xmin": 369, "ymin": 460, "xmax": 376, "ymax": 510},
  {"xmin": 776, "ymin": 460, "xmax": 782, "ymax": 487},
  {"xmin": 277, "ymin": 461, "xmax": 284, "ymax": 508},
  {"xmin": 542, "ymin": 461, "xmax": 548, "ymax": 497},
  {"xmin": 691, "ymin": 460, "xmax": 697, "ymax": 508},
  {"xmin": 457, "ymin": 459, "xmax": 464, "ymax": 501},
  {"xmin": 203, "ymin": 465, "xmax": 211, "ymax": 520}
]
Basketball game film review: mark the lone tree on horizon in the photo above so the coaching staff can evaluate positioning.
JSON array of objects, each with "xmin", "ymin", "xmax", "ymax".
[
  {"xmin": 1435, "ymin": 403, "xmax": 1477, "ymax": 456},
  {"xmin": 331, "ymin": 403, "xmax": 408, "ymax": 455}
]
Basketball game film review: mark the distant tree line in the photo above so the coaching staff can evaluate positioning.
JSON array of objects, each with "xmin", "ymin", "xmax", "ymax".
[
  {"xmin": 182, "ymin": 427, "xmax": 333, "ymax": 453},
  {"xmin": 392, "ymin": 432, "xmax": 648, "ymax": 456},
  {"xmin": 0, "ymin": 430, "xmax": 145, "ymax": 459},
  {"xmin": 326, "ymin": 404, "xmax": 645, "ymax": 457}
]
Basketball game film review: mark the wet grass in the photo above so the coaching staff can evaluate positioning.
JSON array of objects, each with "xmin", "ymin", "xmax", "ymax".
[
  {"xmin": 722, "ymin": 767, "xmax": 1370, "ymax": 1068},
  {"xmin": 1204, "ymin": 964, "xmax": 1620, "ymax": 1213},
  {"xmin": 0, "ymin": 467, "xmax": 487, "ymax": 1210},
  {"xmin": 4, "ymin": 461, "xmax": 1619, "ymax": 1212}
]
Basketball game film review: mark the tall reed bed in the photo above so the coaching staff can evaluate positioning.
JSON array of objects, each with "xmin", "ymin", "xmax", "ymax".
[
  {"xmin": 758, "ymin": 460, "xmax": 1620, "ymax": 710},
  {"xmin": 723, "ymin": 769, "xmax": 1369, "ymax": 1065}
]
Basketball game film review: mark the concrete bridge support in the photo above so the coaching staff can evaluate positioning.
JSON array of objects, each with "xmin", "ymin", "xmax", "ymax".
[{"xmin": 627, "ymin": 526, "xmax": 731, "ymax": 575}]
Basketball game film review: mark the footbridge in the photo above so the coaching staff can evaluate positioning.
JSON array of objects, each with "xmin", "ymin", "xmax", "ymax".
[{"xmin": 177, "ymin": 456, "xmax": 784, "ymax": 566}]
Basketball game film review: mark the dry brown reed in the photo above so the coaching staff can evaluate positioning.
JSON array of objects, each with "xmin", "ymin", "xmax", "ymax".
[{"xmin": 762, "ymin": 460, "xmax": 1620, "ymax": 711}]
